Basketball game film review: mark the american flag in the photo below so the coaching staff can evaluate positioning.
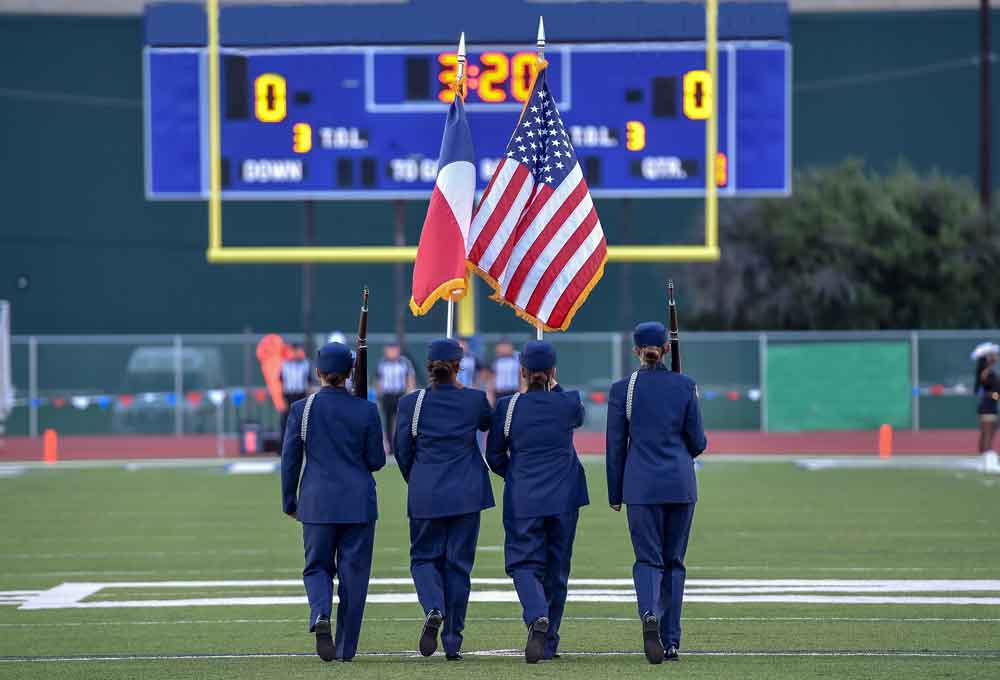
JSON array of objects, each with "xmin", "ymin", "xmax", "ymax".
[{"xmin": 467, "ymin": 64, "xmax": 607, "ymax": 332}]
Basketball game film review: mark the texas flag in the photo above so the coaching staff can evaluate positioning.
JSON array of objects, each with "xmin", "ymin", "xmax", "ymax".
[{"xmin": 409, "ymin": 92, "xmax": 476, "ymax": 316}]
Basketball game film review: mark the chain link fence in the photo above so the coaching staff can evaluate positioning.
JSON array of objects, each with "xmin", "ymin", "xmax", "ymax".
[{"xmin": 2, "ymin": 330, "xmax": 994, "ymax": 438}]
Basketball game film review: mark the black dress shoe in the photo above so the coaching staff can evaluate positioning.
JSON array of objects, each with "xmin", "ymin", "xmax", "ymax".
[
  {"xmin": 446, "ymin": 653, "xmax": 463, "ymax": 661},
  {"xmin": 525, "ymin": 616, "xmax": 549, "ymax": 664},
  {"xmin": 641, "ymin": 612, "xmax": 664, "ymax": 665},
  {"xmin": 419, "ymin": 609, "xmax": 443, "ymax": 657},
  {"xmin": 314, "ymin": 617, "xmax": 335, "ymax": 662},
  {"xmin": 665, "ymin": 645, "xmax": 679, "ymax": 661}
]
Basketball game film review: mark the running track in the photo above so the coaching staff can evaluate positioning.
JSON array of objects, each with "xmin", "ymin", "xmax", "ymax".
[{"xmin": 0, "ymin": 429, "xmax": 981, "ymax": 461}]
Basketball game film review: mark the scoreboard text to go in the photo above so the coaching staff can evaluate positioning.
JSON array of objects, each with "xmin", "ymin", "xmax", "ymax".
[{"xmin": 145, "ymin": 42, "xmax": 790, "ymax": 199}]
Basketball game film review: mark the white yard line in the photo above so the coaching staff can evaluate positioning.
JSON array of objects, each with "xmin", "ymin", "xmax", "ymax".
[{"xmin": 17, "ymin": 579, "xmax": 1000, "ymax": 610}]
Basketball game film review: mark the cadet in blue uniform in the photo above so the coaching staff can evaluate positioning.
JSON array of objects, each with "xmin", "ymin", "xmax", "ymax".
[
  {"xmin": 280, "ymin": 342, "xmax": 386, "ymax": 662},
  {"xmin": 393, "ymin": 338, "xmax": 494, "ymax": 660},
  {"xmin": 606, "ymin": 322, "xmax": 706, "ymax": 664},
  {"xmin": 485, "ymin": 341, "xmax": 589, "ymax": 663}
]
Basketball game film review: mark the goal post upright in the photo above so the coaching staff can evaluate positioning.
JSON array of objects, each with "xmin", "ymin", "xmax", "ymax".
[
  {"xmin": 206, "ymin": 0, "xmax": 222, "ymax": 256},
  {"xmin": 705, "ymin": 0, "xmax": 719, "ymax": 253}
]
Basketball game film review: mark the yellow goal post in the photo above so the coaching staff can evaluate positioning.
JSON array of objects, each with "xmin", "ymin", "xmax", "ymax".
[{"xmin": 203, "ymin": 0, "xmax": 720, "ymax": 266}]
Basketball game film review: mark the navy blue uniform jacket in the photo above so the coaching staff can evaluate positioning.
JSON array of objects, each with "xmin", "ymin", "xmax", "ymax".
[
  {"xmin": 485, "ymin": 385, "xmax": 590, "ymax": 519},
  {"xmin": 606, "ymin": 365, "xmax": 707, "ymax": 506},
  {"xmin": 394, "ymin": 384, "xmax": 495, "ymax": 519},
  {"xmin": 281, "ymin": 386, "xmax": 386, "ymax": 523}
]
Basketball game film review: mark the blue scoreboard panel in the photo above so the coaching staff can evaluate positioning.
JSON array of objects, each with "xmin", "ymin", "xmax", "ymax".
[{"xmin": 145, "ymin": 42, "xmax": 790, "ymax": 200}]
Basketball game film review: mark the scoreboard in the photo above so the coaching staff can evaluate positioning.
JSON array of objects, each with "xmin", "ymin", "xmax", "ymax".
[{"xmin": 145, "ymin": 42, "xmax": 790, "ymax": 200}]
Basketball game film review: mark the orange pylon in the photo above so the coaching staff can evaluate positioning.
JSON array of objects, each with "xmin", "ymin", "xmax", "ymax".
[
  {"xmin": 878, "ymin": 424, "xmax": 893, "ymax": 459},
  {"xmin": 43, "ymin": 428, "xmax": 58, "ymax": 464}
]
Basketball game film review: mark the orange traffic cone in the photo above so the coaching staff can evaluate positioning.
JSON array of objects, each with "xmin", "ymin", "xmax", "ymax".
[
  {"xmin": 878, "ymin": 424, "xmax": 892, "ymax": 459},
  {"xmin": 43, "ymin": 428, "xmax": 58, "ymax": 464}
]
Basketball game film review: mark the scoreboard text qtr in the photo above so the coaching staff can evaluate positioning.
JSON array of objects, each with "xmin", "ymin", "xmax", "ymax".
[{"xmin": 145, "ymin": 42, "xmax": 790, "ymax": 199}]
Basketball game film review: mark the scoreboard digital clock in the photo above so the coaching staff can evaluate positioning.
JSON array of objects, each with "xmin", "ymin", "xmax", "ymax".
[{"xmin": 145, "ymin": 42, "xmax": 790, "ymax": 200}]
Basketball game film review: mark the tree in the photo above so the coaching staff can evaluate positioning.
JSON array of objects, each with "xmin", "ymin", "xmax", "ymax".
[{"xmin": 688, "ymin": 160, "xmax": 1000, "ymax": 330}]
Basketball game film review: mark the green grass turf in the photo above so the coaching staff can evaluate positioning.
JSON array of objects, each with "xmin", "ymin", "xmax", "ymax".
[{"xmin": 1, "ymin": 459, "xmax": 999, "ymax": 679}]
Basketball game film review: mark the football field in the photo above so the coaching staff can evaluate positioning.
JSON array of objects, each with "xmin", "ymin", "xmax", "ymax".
[{"xmin": 1, "ymin": 457, "xmax": 999, "ymax": 679}]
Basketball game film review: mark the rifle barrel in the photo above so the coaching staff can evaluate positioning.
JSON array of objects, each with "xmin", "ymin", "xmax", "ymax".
[
  {"xmin": 353, "ymin": 287, "xmax": 369, "ymax": 397},
  {"xmin": 668, "ymin": 280, "xmax": 681, "ymax": 373}
]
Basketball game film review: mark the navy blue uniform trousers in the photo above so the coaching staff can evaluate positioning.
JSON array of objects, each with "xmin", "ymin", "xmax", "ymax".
[
  {"xmin": 302, "ymin": 522, "xmax": 375, "ymax": 660},
  {"xmin": 504, "ymin": 510, "xmax": 579, "ymax": 658},
  {"xmin": 627, "ymin": 503, "xmax": 695, "ymax": 648},
  {"xmin": 409, "ymin": 512, "xmax": 480, "ymax": 656}
]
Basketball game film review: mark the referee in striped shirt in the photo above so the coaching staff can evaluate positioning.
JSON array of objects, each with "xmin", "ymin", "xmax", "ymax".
[
  {"xmin": 280, "ymin": 344, "xmax": 312, "ymax": 440},
  {"xmin": 491, "ymin": 339, "xmax": 521, "ymax": 403},
  {"xmin": 376, "ymin": 342, "xmax": 416, "ymax": 454}
]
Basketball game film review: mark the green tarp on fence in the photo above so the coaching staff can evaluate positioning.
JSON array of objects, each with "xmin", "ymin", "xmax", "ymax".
[{"xmin": 767, "ymin": 341, "xmax": 911, "ymax": 431}]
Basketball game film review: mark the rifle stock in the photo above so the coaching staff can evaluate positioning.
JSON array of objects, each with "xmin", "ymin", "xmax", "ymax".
[
  {"xmin": 353, "ymin": 287, "xmax": 369, "ymax": 398},
  {"xmin": 668, "ymin": 280, "xmax": 681, "ymax": 373}
]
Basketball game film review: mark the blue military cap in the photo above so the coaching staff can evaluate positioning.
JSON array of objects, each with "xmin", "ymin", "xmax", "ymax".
[
  {"xmin": 520, "ymin": 340, "xmax": 557, "ymax": 371},
  {"xmin": 316, "ymin": 342, "xmax": 354, "ymax": 375},
  {"xmin": 428, "ymin": 338, "xmax": 463, "ymax": 362},
  {"xmin": 633, "ymin": 321, "xmax": 667, "ymax": 348}
]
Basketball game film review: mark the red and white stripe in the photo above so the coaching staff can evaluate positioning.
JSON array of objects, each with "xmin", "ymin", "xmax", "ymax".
[{"xmin": 467, "ymin": 160, "xmax": 607, "ymax": 330}]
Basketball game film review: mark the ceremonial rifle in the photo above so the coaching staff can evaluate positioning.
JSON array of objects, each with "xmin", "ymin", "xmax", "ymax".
[
  {"xmin": 668, "ymin": 280, "xmax": 681, "ymax": 373},
  {"xmin": 352, "ymin": 287, "xmax": 369, "ymax": 398}
]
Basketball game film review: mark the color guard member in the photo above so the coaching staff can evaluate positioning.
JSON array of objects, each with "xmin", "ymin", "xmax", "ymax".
[
  {"xmin": 280, "ymin": 342, "xmax": 386, "ymax": 662},
  {"xmin": 394, "ymin": 338, "xmax": 494, "ymax": 660},
  {"xmin": 606, "ymin": 322, "xmax": 706, "ymax": 663},
  {"xmin": 486, "ymin": 340, "xmax": 589, "ymax": 663}
]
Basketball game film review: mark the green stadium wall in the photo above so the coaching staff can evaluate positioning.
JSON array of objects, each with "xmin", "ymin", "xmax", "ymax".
[{"xmin": 1, "ymin": 10, "xmax": 999, "ymax": 336}]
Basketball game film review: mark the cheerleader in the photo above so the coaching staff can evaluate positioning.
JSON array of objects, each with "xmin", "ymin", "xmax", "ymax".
[{"xmin": 971, "ymin": 342, "xmax": 1000, "ymax": 472}]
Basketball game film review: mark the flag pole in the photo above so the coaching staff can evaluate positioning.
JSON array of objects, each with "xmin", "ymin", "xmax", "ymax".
[
  {"xmin": 445, "ymin": 32, "xmax": 468, "ymax": 341},
  {"xmin": 533, "ymin": 17, "xmax": 546, "ymax": 342}
]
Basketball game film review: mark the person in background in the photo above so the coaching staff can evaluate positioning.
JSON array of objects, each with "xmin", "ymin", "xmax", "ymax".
[
  {"xmin": 606, "ymin": 322, "xmax": 706, "ymax": 664},
  {"xmin": 485, "ymin": 340, "xmax": 589, "ymax": 663},
  {"xmin": 393, "ymin": 338, "xmax": 494, "ymax": 661},
  {"xmin": 376, "ymin": 342, "xmax": 416, "ymax": 454},
  {"xmin": 972, "ymin": 342, "xmax": 1000, "ymax": 472},
  {"xmin": 457, "ymin": 337, "xmax": 487, "ymax": 389},
  {"xmin": 280, "ymin": 342, "xmax": 386, "ymax": 662},
  {"xmin": 491, "ymin": 339, "xmax": 521, "ymax": 403},
  {"xmin": 280, "ymin": 344, "xmax": 311, "ymax": 440}
]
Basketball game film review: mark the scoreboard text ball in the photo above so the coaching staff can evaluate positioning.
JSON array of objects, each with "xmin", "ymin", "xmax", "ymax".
[{"xmin": 145, "ymin": 42, "xmax": 790, "ymax": 200}]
